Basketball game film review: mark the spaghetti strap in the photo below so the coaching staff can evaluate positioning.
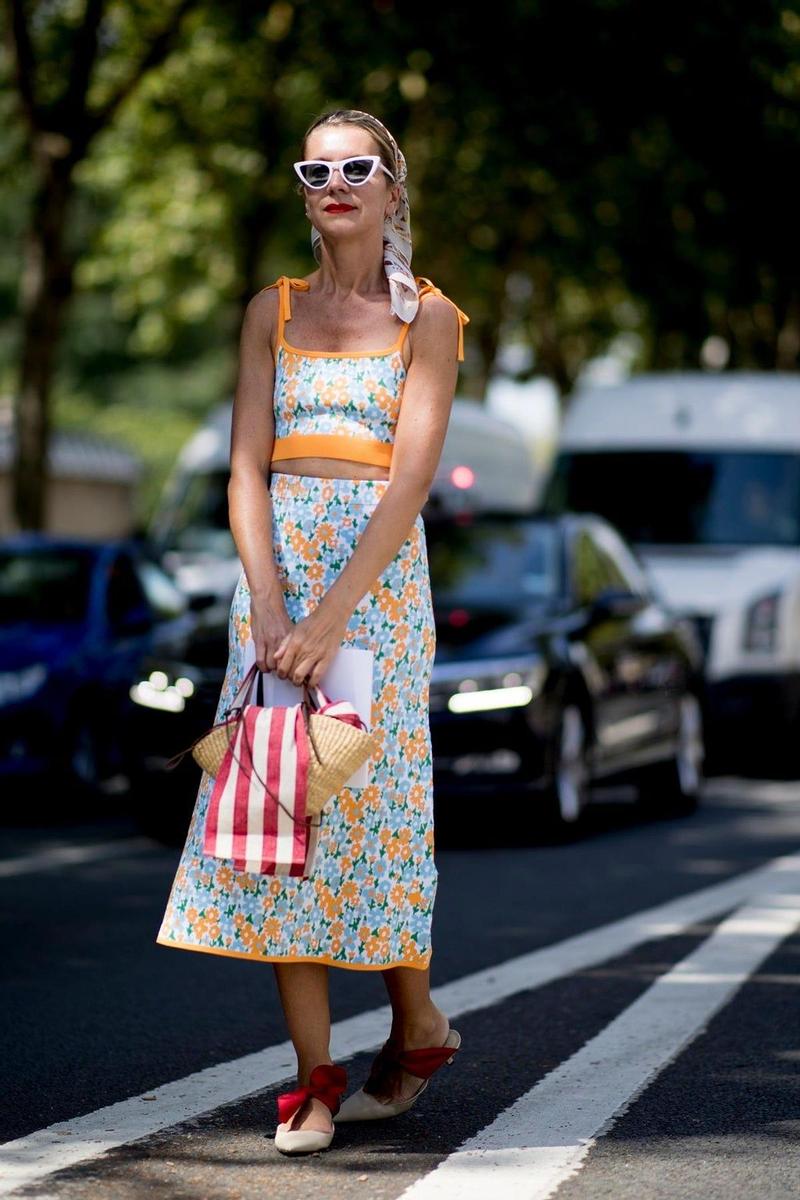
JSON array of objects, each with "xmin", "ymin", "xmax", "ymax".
[
  {"xmin": 393, "ymin": 321, "xmax": 412, "ymax": 351},
  {"xmin": 259, "ymin": 276, "xmax": 311, "ymax": 357},
  {"xmin": 415, "ymin": 276, "xmax": 470, "ymax": 361}
]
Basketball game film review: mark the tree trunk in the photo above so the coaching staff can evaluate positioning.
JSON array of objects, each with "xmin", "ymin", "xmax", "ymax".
[
  {"xmin": 7, "ymin": 0, "xmax": 199, "ymax": 531},
  {"xmin": 14, "ymin": 150, "xmax": 76, "ymax": 531}
]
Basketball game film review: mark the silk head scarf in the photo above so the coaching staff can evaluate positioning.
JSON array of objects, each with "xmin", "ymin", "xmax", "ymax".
[{"xmin": 308, "ymin": 114, "xmax": 420, "ymax": 324}]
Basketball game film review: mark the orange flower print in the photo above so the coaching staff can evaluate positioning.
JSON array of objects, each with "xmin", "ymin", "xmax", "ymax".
[
  {"xmin": 376, "ymin": 587, "xmax": 402, "ymax": 622},
  {"xmin": 155, "ymin": 317, "xmax": 447, "ymax": 971}
]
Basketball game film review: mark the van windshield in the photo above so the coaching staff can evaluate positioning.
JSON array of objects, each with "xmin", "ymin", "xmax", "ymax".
[
  {"xmin": 152, "ymin": 470, "xmax": 236, "ymax": 556},
  {"xmin": 544, "ymin": 450, "xmax": 800, "ymax": 547}
]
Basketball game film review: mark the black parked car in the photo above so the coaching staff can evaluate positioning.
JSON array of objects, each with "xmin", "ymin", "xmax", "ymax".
[
  {"xmin": 425, "ymin": 510, "xmax": 705, "ymax": 835},
  {"xmin": 131, "ymin": 511, "xmax": 705, "ymax": 845}
]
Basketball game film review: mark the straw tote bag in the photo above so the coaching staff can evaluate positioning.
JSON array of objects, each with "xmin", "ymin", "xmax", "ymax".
[{"xmin": 165, "ymin": 662, "xmax": 379, "ymax": 869}]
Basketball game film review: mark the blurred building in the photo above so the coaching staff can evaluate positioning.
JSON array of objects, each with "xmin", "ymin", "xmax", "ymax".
[{"xmin": 0, "ymin": 403, "xmax": 143, "ymax": 539}]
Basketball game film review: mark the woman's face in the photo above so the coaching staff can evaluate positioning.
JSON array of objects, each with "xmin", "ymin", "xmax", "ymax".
[{"xmin": 302, "ymin": 124, "xmax": 399, "ymax": 249}]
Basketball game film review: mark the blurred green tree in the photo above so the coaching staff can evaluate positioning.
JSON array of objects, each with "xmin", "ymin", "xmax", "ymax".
[
  {"xmin": 1, "ymin": 1, "xmax": 798, "ymax": 530},
  {"xmin": 4, "ymin": 0, "xmax": 202, "ymax": 529}
]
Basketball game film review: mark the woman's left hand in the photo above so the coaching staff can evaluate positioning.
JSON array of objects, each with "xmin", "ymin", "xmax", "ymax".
[{"xmin": 273, "ymin": 606, "xmax": 349, "ymax": 688}]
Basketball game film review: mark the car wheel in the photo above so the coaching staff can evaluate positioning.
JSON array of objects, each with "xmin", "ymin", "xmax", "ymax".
[
  {"xmin": 56, "ymin": 708, "xmax": 107, "ymax": 798},
  {"xmin": 51, "ymin": 703, "xmax": 131, "ymax": 804},
  {"xmin": 639, "ymin": 694, "xmax": 704, "ymax": 814},
  {"xmin": 545, "ymin": 703, "xmax": 590, "ymax": 832}
]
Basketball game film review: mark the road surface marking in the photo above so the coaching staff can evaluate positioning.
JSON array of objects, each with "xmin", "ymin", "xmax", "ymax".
[
  {"xmin": 1, "ymin": 850, "xmax": 798, "ymax": 1197},
  {"xmin": 0, "ymin": 838, "xmax": 156, "ymax": 879},
  {"xmin": 398, "ymin": 889, "xmax": 800, "ymax": 1200}
]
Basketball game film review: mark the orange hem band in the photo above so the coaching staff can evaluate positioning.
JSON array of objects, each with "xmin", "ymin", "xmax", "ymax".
[
  {"xmin": 271, "ymin": 433, "xmax": 393, "ymax": 468},
  {"xmin": 155, "ymin": 935, "xmax": 430, "ymax": 971}
]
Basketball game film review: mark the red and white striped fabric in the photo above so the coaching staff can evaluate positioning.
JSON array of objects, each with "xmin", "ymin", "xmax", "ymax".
[{"xmin": 203, "ymin": 701, "xmax": 314, "ymax": 877}]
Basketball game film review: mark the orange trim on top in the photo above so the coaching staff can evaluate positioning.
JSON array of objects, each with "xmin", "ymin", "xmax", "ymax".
[
  {"xmin": 416, "ymin": 276, "xmax": 471, "ymax": 362},
  {"xmin": 271, "ymin": 432, "xmax": 393, "ymax": 467},
  {"xmin": 260, "ymin": 274, "xmax": 468, "ymax": 361},
  {"xmin": 279, "ymin": 325, "xmax": 409, "ymax": 360}
]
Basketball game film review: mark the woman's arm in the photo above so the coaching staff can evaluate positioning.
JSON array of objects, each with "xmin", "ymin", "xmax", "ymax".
[
  {"xmin": 228, "ymin": 289, "xmax": 294, "ymax": 670},
  {"xmin": 274, "ymin": 295, "xmax": 461, "ymax": 684}
]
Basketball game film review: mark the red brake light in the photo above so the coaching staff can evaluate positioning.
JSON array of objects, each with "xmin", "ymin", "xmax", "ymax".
[{"xmin": 450, "ymin": 465, "xmax": 475, "ymax": 489}]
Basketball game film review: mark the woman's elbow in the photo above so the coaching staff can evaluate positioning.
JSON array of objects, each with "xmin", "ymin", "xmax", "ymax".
[
  {"xmin": 389, "ymin": 469, "xmax": 433, "ymax": 505},
  {"xmin": 228, "ymin": 464, "xmax": 269, "ymax": 504}
]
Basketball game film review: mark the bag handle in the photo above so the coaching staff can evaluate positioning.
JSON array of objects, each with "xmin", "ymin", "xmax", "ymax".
[
  {"xmin": 164, "ymin": 662, "xmax": 262, "ymax": 771},
  {"xmin": 165, "ymin": 662, "xmax": 333, "ymax": 792},
  {"xmin": 230, "ymin": 670, "xmax": 334, "ymax": 826}
]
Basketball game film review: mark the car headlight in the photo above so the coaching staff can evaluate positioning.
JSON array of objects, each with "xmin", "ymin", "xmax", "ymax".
[
  {"xmin": 130, "ymin": 669, "xmax": 196, "ymax": 713},
  {"xmin": 448, "ymin": 683, "xmax": 535, "ymax": 714},
  {"xmin": 434, "ymin": 657, "xmax": 547, "ymax": 714},
  {"xmin": 743, "ymin": 591, "xmax": 781, "ymax": 653},
  {"xmin": 0, "ymin": 663, "xmax": 48, "ymax": 708}
]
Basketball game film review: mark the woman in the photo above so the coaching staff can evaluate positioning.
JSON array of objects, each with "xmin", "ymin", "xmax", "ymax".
[{"xmin": 155, "ymin": 108, "xmax": 470, "ymax": 1156}]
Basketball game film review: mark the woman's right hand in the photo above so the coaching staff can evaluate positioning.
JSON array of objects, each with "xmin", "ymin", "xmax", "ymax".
[{"xmin": 250, "ymin": 599, "xmax": 295, "ymax": 674}]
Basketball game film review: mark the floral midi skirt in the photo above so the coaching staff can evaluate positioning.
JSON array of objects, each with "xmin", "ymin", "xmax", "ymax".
[{"xmin": 155, "ymin": 471, "xmax": 438, "ymax": 970}]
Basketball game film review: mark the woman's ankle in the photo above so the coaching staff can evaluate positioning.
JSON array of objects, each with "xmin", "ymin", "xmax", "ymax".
[
  {"xmin": 393, "ymin": 1004, "xmax": 449, "ymax": 1047},
  {"xmin": 296, "ymin": 1055, "xmax": 334, "ymax": 1085}
]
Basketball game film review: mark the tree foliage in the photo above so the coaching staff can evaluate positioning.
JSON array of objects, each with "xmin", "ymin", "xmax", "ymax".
[{"xmin": 1, "ymin": 1, "xmax": 798, "ymax": 527}]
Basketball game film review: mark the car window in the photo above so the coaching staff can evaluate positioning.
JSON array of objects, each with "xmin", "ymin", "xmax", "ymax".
[
  {"xmin": 573, "ymin": 523, "xmax": 647, "ymax": 604},
  {"xmin": 545, "ymin": 449, "xmax": 800, "ymax": 548},
  {"xmin": 135, "ymin": 559, "xmax": 187, "ymax": 620},
  {"xmin": 107, "ymin": 554, "xmax": 150, "ymax": 629},
  {"xmin": 572, "ymin": 528, "xmax": 620, "ymax": 605},
  {"xmin": 426, "ymin": 517, "xmax": 560, "ymax": 605},
  {"xmin": 591, "ymin": 521, "xmax": 651, "ymax": 598},
  {"xmin": 153, "ymin": 469, "xmax": 235, "ymax": 557},
  {"xmin": 0, "ymin": 549, "xmax": 94, "ymax": 624}
]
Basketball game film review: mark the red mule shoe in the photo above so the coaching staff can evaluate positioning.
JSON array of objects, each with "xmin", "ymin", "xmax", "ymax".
[
  {"xmin": 274, "ymin": 1063, "xmax": 348, "ymax": 1155},
  {"xmin": 334, "ymin": 1027, "xmax": 461, "ymax": 1122}
]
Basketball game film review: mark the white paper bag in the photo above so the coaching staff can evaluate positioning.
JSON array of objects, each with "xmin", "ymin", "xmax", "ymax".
[{"xmin": 241, "ymin": 640, "xmax": 375, "ymax": 787}]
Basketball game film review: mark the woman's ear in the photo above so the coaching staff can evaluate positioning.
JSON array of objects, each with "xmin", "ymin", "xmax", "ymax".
[{"xmin": 385, "ymin": 184, "xmax": 401, "ymax": 218}]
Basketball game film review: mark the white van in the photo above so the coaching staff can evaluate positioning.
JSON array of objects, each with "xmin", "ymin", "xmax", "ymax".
[
  {"xmin": 150, "ymin": 398, "xmax": 537, "ymax": 605},
  {"xmin": 542, "ymin": 371, "xmax": 800, "ymax": 767}
]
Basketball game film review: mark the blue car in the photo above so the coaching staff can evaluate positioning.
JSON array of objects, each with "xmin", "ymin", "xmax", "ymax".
[{"xmin": 0, "ymin": 534, "xmax": 193, "ymax": 796}]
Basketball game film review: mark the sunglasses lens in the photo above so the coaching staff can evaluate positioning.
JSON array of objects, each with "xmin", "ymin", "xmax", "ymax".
[
  {"xmin": 342, "ymin": 158, "xmax": 375, "ymax": 184},
  {"xmin": 299, "ymin": 163, "xmax": 331, "ymax": 187}
]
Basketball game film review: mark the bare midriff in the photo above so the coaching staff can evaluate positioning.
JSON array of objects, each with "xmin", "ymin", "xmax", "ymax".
[{"xmin": 270, "ymin": 458, "xmax": 390, "ymax": 481}]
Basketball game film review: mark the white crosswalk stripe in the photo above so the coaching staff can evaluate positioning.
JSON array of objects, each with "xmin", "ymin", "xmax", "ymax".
[
  {"xmin": 1, "ymin": 849, "xmax": 798, "ymax": 1197},
  {"xmin": 398, "ymin": 887, "xmax": 800, "ymax": 1199}
]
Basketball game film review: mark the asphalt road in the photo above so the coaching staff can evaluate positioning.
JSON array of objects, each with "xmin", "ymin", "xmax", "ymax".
[{"xmin": 2, "ymin": 776, "xmax": 799, "ymax": 1199}]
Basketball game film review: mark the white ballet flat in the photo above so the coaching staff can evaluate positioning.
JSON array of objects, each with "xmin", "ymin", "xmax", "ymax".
[
  {"xmin": 334, "ymin": 1028, "xmax": 461, "ymax": 1123},
  {"xmin": 274, "ymin": 1123, "xmax": 334, "ymax": 1155},
  {"xmin": 273, "ymin": 1063, "xmax": 347, "ymax": 1155},
  {"xmin": 334, "ymin": 1081, "xmax": 428, "ymax": 1122}
]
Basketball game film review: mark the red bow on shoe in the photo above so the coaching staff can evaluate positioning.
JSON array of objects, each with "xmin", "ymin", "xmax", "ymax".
[
  {"xmin": 277, "ymin": 1064, "xmax": 348, "ymax": 1124},
  {"xmin": 393, "ymin": 1045, "xmax": 460, "ymax": 1079}
]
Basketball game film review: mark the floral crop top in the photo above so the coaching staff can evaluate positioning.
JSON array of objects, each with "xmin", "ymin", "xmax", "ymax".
[{"xmin": 261, "ymin": 275, "xmax": 470, "ymax": 469}]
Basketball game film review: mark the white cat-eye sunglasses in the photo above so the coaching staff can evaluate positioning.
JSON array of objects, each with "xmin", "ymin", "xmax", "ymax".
[{"xmin": 293, "ymin": 155, "xmax": 395, "ymax": 189}]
